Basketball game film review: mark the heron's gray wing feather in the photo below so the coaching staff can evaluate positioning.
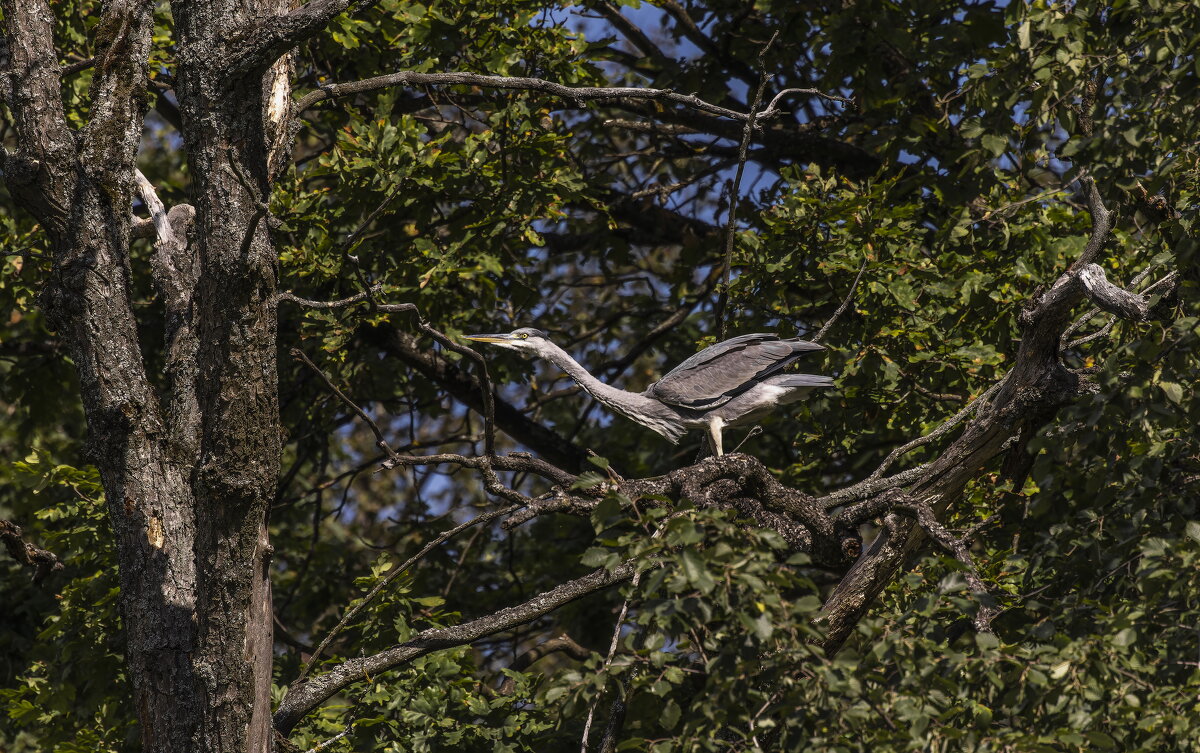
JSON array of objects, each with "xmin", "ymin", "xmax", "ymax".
[
  {"xmin": 768, "ymin": 374, "xmax": 834, "ymax": 388},
  {"xmin": 649, "ymin": 334, "xmax": 823, "ymax": 409}
]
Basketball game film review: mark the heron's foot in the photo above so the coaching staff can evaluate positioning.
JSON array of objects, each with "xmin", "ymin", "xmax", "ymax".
[{"xmin": 731, "ymin": 425, "xmax": 763, "ymax": 454}]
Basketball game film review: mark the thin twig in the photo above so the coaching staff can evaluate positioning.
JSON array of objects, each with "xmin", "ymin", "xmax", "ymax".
[
  {"xmin": 302, "ymin": 729, "xmax": 350, "ymax": 753},
  {"xmin": 581, "ymin": 570, "xmax": 642, "ymax": 753},
  {"xmin": 291, "ymin": 348, "xmax": 400, "ymax": 463},
  {"xmin": 812, "ymin": 256, "xmax": 868, "ymax": 344},
  {"xmin": 716, "ymin": 32, "xmax": 779, "ymax": 340},
  {"xmin": 760, "ymin": 86, "xmax": 855, "ymax": 115},
  {"xmin": 299, "ymin": 504, "xmax": 518, "ymax": 680}
]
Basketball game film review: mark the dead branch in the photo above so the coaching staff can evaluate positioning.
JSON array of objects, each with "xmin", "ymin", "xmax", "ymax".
[
  {"xmin": 0, "ymin": 518, "xmax": 64, "ymax": 584},
  {"xmin": 292, "ymin": 70, "xmax": 847, "ymax": 126}
]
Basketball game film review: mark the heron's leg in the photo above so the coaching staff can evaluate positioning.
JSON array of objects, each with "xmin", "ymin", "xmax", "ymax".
[{"xmin": 707, "ymin": 417, "xmax": 725, "ymax": 457}]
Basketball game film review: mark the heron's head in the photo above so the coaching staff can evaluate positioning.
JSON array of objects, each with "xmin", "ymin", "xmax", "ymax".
[{"xmin": 463, "ymin": 327, "xmax": 552, "ymax": 357}]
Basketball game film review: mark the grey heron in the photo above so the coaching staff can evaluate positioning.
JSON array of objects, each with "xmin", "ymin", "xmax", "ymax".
[{"xmin": 463, "ymin": 328, "xmax": 833, "ymax": 456}]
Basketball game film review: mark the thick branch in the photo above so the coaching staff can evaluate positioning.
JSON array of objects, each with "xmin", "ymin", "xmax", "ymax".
[
  {"xmin": 226, "ymin": 0, "xmax": 378, "ymax": 75},
  {"xmin": 274, "ymin": 559, "xmax": 639, "ymax": 734},
  {"xmin": 0, "ymin": 0, "xmax": 76, "ymax": 232},
  {"xmin": 1076, "ymin": 263, "xmax": 1150, "ymax": 321},
  {"xmin": 505, "ymin": 453, "xmax": 859, "ymax": 568},
  {"xmin": 816, "ymin": 179, "xmax": 1130, "ymax": 652},
  {"xmin": 80, "ymin": 0, "xmax": 157, "ymax": 180}
]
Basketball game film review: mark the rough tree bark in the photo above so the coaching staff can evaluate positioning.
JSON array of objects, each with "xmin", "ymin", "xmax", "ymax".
[
  {"xmin": 1, "ymin": 1, "xmax": 204, "ymax": 748},
  {"xmin": 0, "ymin": 0, "xmax": 339, "ymax": 748}
]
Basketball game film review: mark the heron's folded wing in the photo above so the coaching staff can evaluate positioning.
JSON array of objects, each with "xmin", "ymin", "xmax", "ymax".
[{"xmin": 648, "ymin": 334, "xmax": 823, "ymax": 409}]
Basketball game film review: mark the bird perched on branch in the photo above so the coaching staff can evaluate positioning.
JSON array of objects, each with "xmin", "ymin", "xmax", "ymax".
[{"xmin": 464, "ymin": 329, "xmax": 833, "ymax": 456}]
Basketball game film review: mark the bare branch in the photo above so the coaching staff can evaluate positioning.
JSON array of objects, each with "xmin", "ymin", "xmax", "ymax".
[
  {"xmin": 274, "ymin": 559, "xmax": 641, "ymax": 735},
  {"xmin": 1061, "ymin": 265, "xmax": 1174, "ymax": 351},
  {"xmin": 867, "ymin": 377, "xmax": 1007, "ymax": 481},
  {"xmin": 296, "ymin": 71, "xmax": 783, "ymax": 123},
  {"xmin": 0, "ymin": 518, "xmax": 64, "ymax": 584},
  {"xmin": 278, "ymin": 285, "xmax": 383, "ymax": 309},
  {"xmin": 817, "ymin": 464, "xmax": 931, "ymax": 511},
  {"xmin": 1077, "ymin": 263, "xmax": 1151, "ymax": 321},
  {"xmin": 760, "ymin": 86, "xmax": 855, "ymax": 116}
]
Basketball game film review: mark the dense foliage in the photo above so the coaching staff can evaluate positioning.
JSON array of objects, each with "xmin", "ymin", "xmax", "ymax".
[{"xmin": 2, "ymin": 0, "xmax": 1197, "ymax": 751}]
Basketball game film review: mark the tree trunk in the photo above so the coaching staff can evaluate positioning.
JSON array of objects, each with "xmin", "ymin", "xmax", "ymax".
[
  {"xmin": 170, "ymin": 1, "xmax": 286, "ymax": 749},
  {"xmin": 2, "ymin": 0, "xmax": 283, "ymax": 749}
]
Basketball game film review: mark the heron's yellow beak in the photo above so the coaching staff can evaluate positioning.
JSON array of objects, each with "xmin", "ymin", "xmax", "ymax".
[{"xmin": 463, "ymin": 334, "xmax": 514, "ymax": 344}]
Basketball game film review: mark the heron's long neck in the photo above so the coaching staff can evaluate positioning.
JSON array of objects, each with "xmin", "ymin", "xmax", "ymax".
[{"xmin": 540, "ymin": 342, "xmax": 655, "ymax": 417}]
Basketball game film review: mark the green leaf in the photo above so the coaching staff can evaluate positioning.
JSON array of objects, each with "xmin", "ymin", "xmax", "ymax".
[{"xmin": 1159, "ymin": 381, "xmax": 1184, "ymax": 404}]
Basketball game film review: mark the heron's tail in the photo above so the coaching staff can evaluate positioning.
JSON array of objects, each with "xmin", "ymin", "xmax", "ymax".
[{"xmin": 772, "ymin": 374, "xmax": 834, "ymax": 389}]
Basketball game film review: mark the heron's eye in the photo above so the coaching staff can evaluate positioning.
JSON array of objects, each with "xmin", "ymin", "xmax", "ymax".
[{"xmin": 519, "ymin": 333, "xmax": 529, "ymax": 339}]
